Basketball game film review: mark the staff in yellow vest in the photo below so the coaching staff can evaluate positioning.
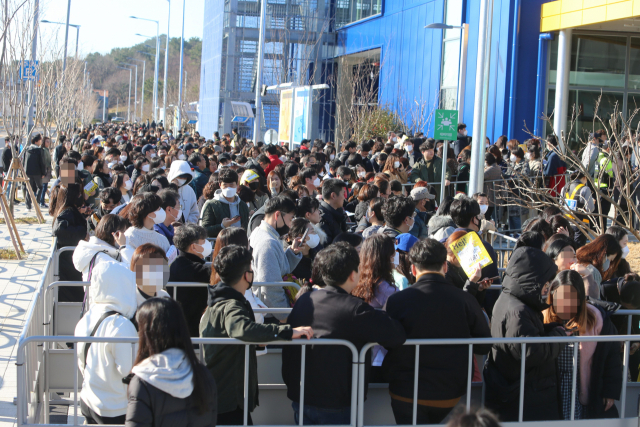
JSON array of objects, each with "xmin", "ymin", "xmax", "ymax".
[{"xmin": 561, "ymin": 171, "xmax": 594, "ymax": 226}]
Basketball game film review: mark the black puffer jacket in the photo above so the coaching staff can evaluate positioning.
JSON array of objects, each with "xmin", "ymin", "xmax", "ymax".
[
  {"xmin": 124, "ymin": 364, "xmax": 217, "ymax": 427},
  {"xmin": 23, "ymin": 144, "xmax": 46, "ymax": 176},
  {"xmin": 484, "ymin": 247, "xmax": 564, "ymax": 422},
  {"xmin": 52, "ymin": 207, "xmax": 87, "ymax": 301},
  {"xmin": 318, "ymin": 201, "xmax": 347, "ymax": 244}
]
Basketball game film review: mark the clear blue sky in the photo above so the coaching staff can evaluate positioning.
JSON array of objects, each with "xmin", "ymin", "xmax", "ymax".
[{"xmin": 39, "ymin": 0, "xmax": 205, "ymax": 55}]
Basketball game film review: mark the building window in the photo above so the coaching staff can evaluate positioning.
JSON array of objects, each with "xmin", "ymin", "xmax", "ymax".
[
  {"xmin": 439, "ymin": 0, "xmax": 462, "ymax": 110},
  {"xmin": 335, "ymin": 0, "xmax": 382, "ymax": 29}
]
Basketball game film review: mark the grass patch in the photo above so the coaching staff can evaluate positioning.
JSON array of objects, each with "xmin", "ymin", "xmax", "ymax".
[
  {"xmin": 0, "ymin": 249, "xmax": 27, "ymax": 260},
  {"xmin": 0, "ymin": 217, "xmax": 39, "ymax": 224}
]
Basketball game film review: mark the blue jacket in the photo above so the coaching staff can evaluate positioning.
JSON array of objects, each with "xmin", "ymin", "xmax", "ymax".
[
  {"xmin": 153, "ymin": 223, "xmax": 175, "ymax": 246},
  {"xmin": 189, "ymin": 167, "xmax": 211, "ymax": 199}
]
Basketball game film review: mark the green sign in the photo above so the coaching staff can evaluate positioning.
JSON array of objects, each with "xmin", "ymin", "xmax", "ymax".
[{"xmin": 434, "ymin": 109, "xmax": 459, "ymax": 140}]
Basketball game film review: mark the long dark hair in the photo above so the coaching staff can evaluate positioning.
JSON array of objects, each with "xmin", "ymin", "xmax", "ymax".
[
  {"xmin": 134, "ymin": 298, "xmax": 208, "ymax": 413},
  {"xmin": 54, "ymin": 183, "xmax": 83, "ymax": 218},
  {"xmin": 543, "ymin": 270, "xmax": 596, "ymax": 335},
  {"xmin": 352, "ymin": 234, "xmax": 396, "ymax": 303}
]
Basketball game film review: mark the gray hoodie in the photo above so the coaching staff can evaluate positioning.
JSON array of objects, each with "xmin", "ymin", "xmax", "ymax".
[
  {"xmin": 213, "ymin": 189, "xmax": 241, "ymax": 227},
  {"xmin": 131, "ymin": 348, "xmax": 194, "ymax": 399}
]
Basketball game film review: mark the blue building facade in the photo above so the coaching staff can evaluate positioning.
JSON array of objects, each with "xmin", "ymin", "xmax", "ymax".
[{"xmin": 199, "ymin": 0, "xmax": 550, "ymax": 143}]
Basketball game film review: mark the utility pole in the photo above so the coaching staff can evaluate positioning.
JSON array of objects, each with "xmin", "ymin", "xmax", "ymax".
[
  {"xmin": 62, "ymin": 0, "xmax": 71, "ymax": 72},
  {"xmin": 253, "ymin": 0, "xmax": 267, "ymax": 141},
  {"xmin": 26, "ymin": 0, "xmax": 39, "ymax": 133},
  {"xmin": 163, "ymin": 0, "xmax": 170, "ymax": 122},
  {"xmin": 176, "ymin": 0, "xmax": 185, "ymax": 133}
]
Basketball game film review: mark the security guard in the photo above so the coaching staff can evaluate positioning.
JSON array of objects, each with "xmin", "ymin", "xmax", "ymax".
[
  {"xmin": 594, "ymin": 142, "xmax": 613, "ymax": 230},
  {"xmin": 562, "ymin": 171, "xmax": 594, "ymax": 228}
]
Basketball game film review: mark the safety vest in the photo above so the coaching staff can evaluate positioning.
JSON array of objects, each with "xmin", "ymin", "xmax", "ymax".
[
  {"xmin": 563, "ymin": 182, "xmax": 590, "ymax": 224},
  {"xmin": 594, "ymin": 152, "xmax": 613, "ymax": 188}
]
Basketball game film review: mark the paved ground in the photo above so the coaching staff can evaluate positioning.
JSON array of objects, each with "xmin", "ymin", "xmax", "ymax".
[{"xmin": 0, "ymin": 197, "xmax": 53, "ymax": 426}]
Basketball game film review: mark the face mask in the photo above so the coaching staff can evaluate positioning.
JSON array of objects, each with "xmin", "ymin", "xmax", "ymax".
[
  {"xmin": 525, "ymin": 152, "xmax": 531, "ymax": 160},
  {"xmin": 142, "ymin": 164, "xmax": 150, "ymax": 172},
  {"xmin": 178, "ymin": 154, "xmax": 186, "ymax": 160},
  {"xmin": 393, "ymin": 251, "xmax": 400, "ymax": 266},
  {"xmin": 392, "ymin": 137, "xmax": 397, "ymax": 142},
  {"xmin": 306, "ymin": 233, "xmax": 320, "ymax": 249},
  {"xmin": 124, "ymin": 180, "xmax": 133, "ymax": 190},
  {"xmin": 161, "ymin": 165, "xmax": 166, "ymax": 170},
  {"xmin": 479, "ymin": 204, "xmax": 489, "ymax": 215},
  {"xmin": 330, "ymin": 154, "xmax": 335, "ymax": 160},
  {"xmin": 171, "ymin": 207, "xmax": 182, "ymax": 221},
  {"xmin": 77, "ymin": 161, "xmax": 84, "ymax": 170},
  {"xmin": 406, "ymin": 144, "xmax": 413, "ymax": 152},
  {"xmin": 394, "ymin": 161, "xmax": 400, "ymax": 168},
  {"xmin": 120, "ymin": 155, "xmax": 127, "ymax": 162},
  {"xmin": 358, "ymin": 171, "xmax": 366, "ymax": 178},
  {"xmin": 275, "ymin": 212, "xmax": 290, "ymax": 237},
  {"xmin": 196, "ymin": 239, "xmax": 213, "ymax": 258},
  {"xmin": 462, "ymin": 130, "xmax": 468, "ymax": 136},
  {"xmin": 150, "ymin": 208, "xmax": 166, "ymax": 224},
  {"xmin": 175, "ymin": 178, "xmax": 186, "ymax": 187},
  {"xmin": 221, "ymin": 186, "xmax": 237, "ymax": 198},
  {"xmin": 622, "ymin": 246, "xmax": 630, "ymax": 259},
  {"xmin": 509, "ymin": 154, "xmax": 517, "ymax": 162},
  {"xmin": 603, "ymin": 258, "xmax": 611, "ymax": 271},
  {"xmin": 107, "ymin": 162, "xmax": 116, "ymax": 170},
  {"xmin": 313, "ymin": 177, "xmax": 321, "ymax": 187},
  {"xmin": 150, "ymin": 153, "xmax": 157, "ymax": 158}
]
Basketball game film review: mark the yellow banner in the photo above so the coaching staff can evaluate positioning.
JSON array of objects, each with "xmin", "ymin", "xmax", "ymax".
[{"xmin": 278, "ymin": 89, "xmax": 293, "ymax": 144}]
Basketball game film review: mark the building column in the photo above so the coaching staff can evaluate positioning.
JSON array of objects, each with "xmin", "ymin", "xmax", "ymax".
[{"xmin": 553, "ymin": 29, "xmax": 571, "ymax": 152}]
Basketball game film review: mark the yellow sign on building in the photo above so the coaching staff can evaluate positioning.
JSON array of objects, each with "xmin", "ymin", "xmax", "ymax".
[{"xmin": 541, "ymin": 0, "xmax": 640, "ymax": 32}]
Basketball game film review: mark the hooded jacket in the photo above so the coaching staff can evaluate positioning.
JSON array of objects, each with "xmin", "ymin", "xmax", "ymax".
[
  {"xmin": 484, "ymin": 247, "xmax": 565, "ymax": 422},
  {"xmin": 72, "ymin": 236, "xmax": 132, "ymax": 281},
  {"xmin": 75, "ymin": 262, "xmax": 138, "ymax": 418},
  {"xmin": 167, "ymin": 160, "xmax": 199, "ymax": 223},
  {"xmin": 200, "ymin": 282, "xmax": 293, "ymax": 414},
  {"xmin": 125, "ymin": 348, "xmax": 217, "ymax": 427},
  {"xmin": 200, "ymin": 189, "xmax": 250, "ymax": 237},
  {"xmin": 23, "ymin": 143, "xmax": 46, "ymax": 176},
  {"xmin": 428, "ymin": 215, "xmax": 456, "ymax": 241}
]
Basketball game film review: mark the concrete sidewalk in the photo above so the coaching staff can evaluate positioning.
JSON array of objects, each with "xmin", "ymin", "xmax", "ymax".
[{"xmin": 0, "ymin": 202, "xmax": 53, "ymax": 427}]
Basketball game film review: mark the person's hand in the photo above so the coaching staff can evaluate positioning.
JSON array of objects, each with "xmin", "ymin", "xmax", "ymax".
[
  {"xmin": 478, "ymin": 279, "xmax": 494, "ymax": 291},
  {"xmin": 631, "ymin": 342, "xmax": 640, "ymax": 355},
  {"xmin": 291, "ymin": 237, "xmax": 303, "ymax": 254},
  {"xmin": 570, "ymin": 263, "xmax": 590, "ymax": 278},
  {"xmin": 292, "ymin": 326, "xmax": 314, "ymax": 339},
  {"xmin": 445, "ymin": 179, "xmax": 450, "ymax": 186},
  {"xmin": 42, "ymin": 175, "xmax": 45, "ymax": 179},
  {"xmin": 221, "ymin": 217, "xmax": 236, "ymax": 228},
  {"xmin": 557, "ymin": 226, "xmax": 570, "ymax": 236},
  {"xmin": 469, "ymin": 264, "xmax": 482, "ymax": 283},
  {"xmin": 113, "ymin": 230, "xmax": 127, "ymax": 247},
  {"xmin": 604, "ymin": 398, "xmax": 615, "ymax": 411},
  {"xmin": 85, "ymin": 232, "xmax": 90, "ymax": 241}
]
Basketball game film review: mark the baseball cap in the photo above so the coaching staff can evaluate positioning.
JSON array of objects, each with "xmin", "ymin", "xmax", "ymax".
[
  {"xmin": 141, "ymin": 144, "xmax": 155, "ymax": 155},
  {"xmin": 410, "ymin": 187, "xmax": 435, "ymax": 201},
  {"xmin": 395, "ymin": 233, "xmax": 419, "ymax": 253},
  {"xmin": 218, "ymin": 153, "xmax": 231, "ymax": 162}
]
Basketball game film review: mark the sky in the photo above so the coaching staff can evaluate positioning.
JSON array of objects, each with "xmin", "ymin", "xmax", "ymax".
[{"xmin": 38, "ymin": 0, "xmax": 206, "ymax": 55}]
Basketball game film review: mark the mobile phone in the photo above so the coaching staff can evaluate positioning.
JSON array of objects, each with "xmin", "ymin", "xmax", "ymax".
[
  {"xmin": 295, "ymin": 228, "xmax": 310, "ymax": 249},
  {"xmin": 479, "ymin": 276, "xmax": 500, "ymax": 283}
]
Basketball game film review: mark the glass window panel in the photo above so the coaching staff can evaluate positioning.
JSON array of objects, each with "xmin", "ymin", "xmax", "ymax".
[
  {"xmin": 549, "ymin": 35, "xmax": 626, "ymax": 87},
  {"xmin": 627, "ymin": 94, "xmax": 640, "ymax": 133},
  {"xmin": 441, "ymin": 39, "xmax": 460, "ymax": 88},
  {"xmin": 629, "ymin": 38, "xmax": 640, "ymax": 90}
]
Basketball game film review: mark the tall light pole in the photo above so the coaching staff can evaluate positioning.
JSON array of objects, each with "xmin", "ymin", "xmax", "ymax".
[
  {"xmin": 176, "ymin": 0, "xmax": 186, "ymax": 133},
  {"xmin": 117, "ymin": 66, "xmax": 132, "ymax": 122},
  {"xmin": 121, "ymin": 62, "xmax": 138, "ymax": 121},
  {"xmin": 253, "ymin": 0, "xmax": 267, "ymax": 141},
  {"xmin": 128, "ymin": 57, "xmax": 146, "ymax": 121},
  {"xmin": 26, "ymin": 0, "xmax": 39, "ymax": 133},
  {"xmin": 42, "ymin": 20, "xmax": 80, "ymax": 59},
  {"xmin": 131, "ymin": 15, "xmax": 160, "ymax": 121},
  {"xmin": 163, "ymin": 0, "xmax": 170, "ymax": 123},
  {"xmin": 62, "ymin": 0, "xmax": 71, "ymax": 71}
]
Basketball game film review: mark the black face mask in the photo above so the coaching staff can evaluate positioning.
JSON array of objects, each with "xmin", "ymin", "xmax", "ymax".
[
  {"xmin": 249, "ymin": 181, "xmax": 260, "ymax": 191},
  {"xmin": 245, "ymin": 271, "xmax": 254, "ymax": 289},
  {"xmin": 275, "ymin": 212, "xmax": 290, "ymax": 237}
]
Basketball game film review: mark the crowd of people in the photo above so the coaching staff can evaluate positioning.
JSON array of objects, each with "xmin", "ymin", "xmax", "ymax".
[{"xmin": 3, "ymin": 121, "xmax": 640, "ymax": 426}]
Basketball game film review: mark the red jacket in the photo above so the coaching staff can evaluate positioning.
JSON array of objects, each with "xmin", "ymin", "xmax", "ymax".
[{"xmin": 264, "ymin": 154, "xmax": 282, "ymax": 175}]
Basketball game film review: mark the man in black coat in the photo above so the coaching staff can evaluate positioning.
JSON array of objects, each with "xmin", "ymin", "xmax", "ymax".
[
  {"xmin": 484, "ymin": 246, "xmax": 566, "ymax": 421},
  {"xmin": 168, "ymin": 224, "xmax": 212, "ymax": 338},
  {"xmin": 454, "ymin": 123, "xmax": 471, "ymax": 156},
  {"xmin": 2, "ymin": 138, "xmax": 19, "ymax": 203},
  {"xmin": 383, "ymin": 238, "xmax": 491, "ymax": 425},
  {"xmin": 22, "ymin": 134, "xmax": 46, "ymax": 210},
  {"xmin": 283, "ymin": 243, "xmax": 406, "ymax": 425},
  {"xmin": 318, "ymin": 178, "xmax": 348, "ymax": 244}
]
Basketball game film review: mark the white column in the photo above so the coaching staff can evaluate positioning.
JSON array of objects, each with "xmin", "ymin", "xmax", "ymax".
[
  {"xmin": 253, "ymin": 0, "xmax": 267, "ymax": 142},
  {"xmin": 553, "ymin": 29, "xmax": 572, "ymax": 153}
]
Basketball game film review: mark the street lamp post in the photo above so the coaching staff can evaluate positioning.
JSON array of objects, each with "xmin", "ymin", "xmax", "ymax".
[
  {"xmin": 128, "ymin": 57, "xmax": 146, "ymax": 121},
  {"xmin": 131, "ymin": 15, "xmax": 160, "ymax": 122},
  {"xmin": 117, "ymin": 66, "xmax": 133, "ymax": 122},
  {"xmin": 121, "ymin": 63, "xmax": 138, "ymax": 122},
  {"xmin": 62, "ymin": 0, "xmax": 70, "ymax": 71},
  {"xmin": 176, "ymin": 0, "xmax": 186, "ymax": 133},
  {"xmin": 42, "ymin": 21, "xmax": 81, "ymax": 58},
  {"xmin": 26, "ymin": 0, "xmax": 39, "ymax": 134},
  {"xmin": 253, "ymin": 0, "xmax": 267, "ymax": 142},
  {"xmin": 163, "ymin": 0, "xmax": 170, "ymax": 122}
]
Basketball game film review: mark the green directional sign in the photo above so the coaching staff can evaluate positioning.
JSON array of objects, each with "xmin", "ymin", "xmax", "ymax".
[{"xmin": 434, "ymin": 109, "xmax": 458, "ymax": 140}]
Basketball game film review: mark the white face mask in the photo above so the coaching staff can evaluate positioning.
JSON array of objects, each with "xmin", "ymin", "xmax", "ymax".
[
  {"xmin": 392, "ymin": 137, "xmax": 397, "ymax": 142},
  {"xmin": 622, "ymin": 246, "xmax": 630, "ymax": 258},
  {"xmin": 150, "ymin": 153, "xmax": 157, "ymax": 158},
  {"xmin": 161, "ymin": 165, "xmax": 166, "ymax": 170},
  {"xmin": 77, "ymin": 161, "xmax": 84, "ymax": 170},
  {"xmin": 149, "ymin": 208, "xmax": 166, "ymax": 224},
  {"xmin": 171, "ymin": 207, "xmax": 182, "ymax": 221},
  {"xmin": 509, "ymin": 154, "xmax": 517, "ymax": 163},
  {"xmin": 393, "ymin": 251, "xmax": 400, "ymax": 266},
  {"xmin": 107, "ymin": 161, "xmax": 116, "ymax": 169},
  {"xmin": 461, "ymin": 129, "xmax": 468, "ymax": 136},
  {"xmin": 175, "ymin": 178, "xmax": 186, "ymax": 187},
  {"xmin": 406, "ymin": 144, "xmax": 413, "ymax": 152},
  {"xmin": 306, "ymin": 233, "xmax": 320, "ymax": 249},
  {"xmin": 142, "ymin": 164, "xmax": 150, "ymax": 172},
  {"xmin": 358, "ymin": 171, "xmax": 366, "ymax": 178},
  {"xmin": 120, "ymin": 155, "xmax": 127, "ymax": 162},
  {"xmin": 330, "ymin": 154, "xmax": 335, "ymax": 160},
  {"xmin": 178, "ymin": 154, "xmax": 186, "ymax": 160},
  {"xmin": 479, "ymin": 204, "xmax": 489, "ymax": 215},
  {"xmin": 394, "ymin": 161, "xmax": 400, "ymax": 168},
  {"xmin": 525, "ymin": 152, "xmax": 531, "ymax": 160},
  {"xmin": 221, "ymin": 186, "xmax": 237, "ymax": 198},
  {"xmin": 124, "ymin": 180, "xmax": 133, "ymax": 190},
  {"xmin": 195, "ymin": 239, "xmax": 213, "ymax": 258},
  {"xmin": 313, "ymin": 177, "xmax": 321, "ymax": 187}
]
